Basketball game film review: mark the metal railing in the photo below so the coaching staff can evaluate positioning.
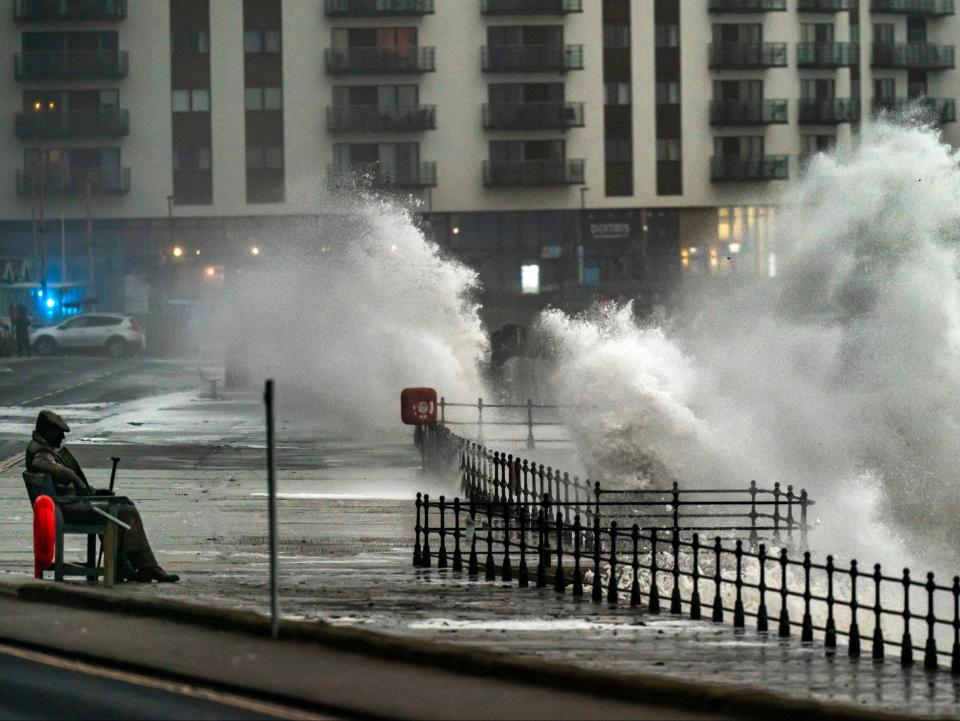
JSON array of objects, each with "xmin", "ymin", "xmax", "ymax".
[
  {"xmin": 797, "ymin": 0, "xmax": 850, "ymax": 10},
  {"xmin": 482, "ymin": 101, "xmax": 584, "ymax": 130},
  {"xmin": 709, "ymin": 99, "xmax": 788, "ymax": 126},
  {"xmin": 871, "ymin": 0, "xmax": 954, "ymax": 15},
  {"xmin": 414, "ymin": 428, "xmax": 960, "ymax": 675},
  {"xmin": 324, "ymin": 47, "xmax": 436, "ymax": 75},
  {"xmin": 324, "ymin": 0, "xmax": 434, "ymax": 16},
  {"xmin": 481, "ymin": 0, "xmax": 583, "ymax": 13},
  {"xmin": 439, "ymin": 397, "xmax": 566, "ymax": 448},
  {"xmin": 482, "ymin": 45, "xmax": 584, "ymax": 72},
  {"xmin": 14, "ymin": 50, "xmax": 129, "ymax": 80},
  {"xmin": 15, "ymin": 108, "xmax": 130, "ymax": 139},
  {"xmin": 798, "ymin": 98, "xmax": 860, "ymax": 124},
  {"xmin": 14, "ymin": 0, "xmax": 127, "ymax": 21},
  {"xmin": 326, "ymin": 104, "xmax": 436, "ymax": 133},
  {"xmin": 327, "ymin": 161, "xmax": 437, "ymax": 189},
  {"xmin": 16, "ymin": 167, "xmax": 131, "ymax": 195},
  {"xmin": 710, "ymin": 156, "xmax": 789, "ymax": 182},
  {"xmin": 708, "ymin": 43, "xmax": 788, "ymax": 69},
  {"xmin": 873, "ymin": 96, "xmax": 956, "ymax": 123},
  {"xmin": 708, "ymin": 0, "xmax": 786, "ymax": 10},
  {"xmin": 797, "ymin": 42, "xmax": 859, "ymax": 68},
  {"xmin": 483, "ymin": 159, "xmax": 586, "ymax": 186},
  {"xmin": 872, "ymin": 43, "xmax": 955, "ymax": 69}
]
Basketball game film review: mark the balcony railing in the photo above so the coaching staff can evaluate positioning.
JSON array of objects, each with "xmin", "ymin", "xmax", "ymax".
[
  {"xmin": 708, "ymin": 0, "xmax": 786, "ymax": 11},
  {"xmin": 482, "ymin": 45, "xmax": 584, "ymax": 72},
  {"xmin": 483, "ymin": 101, "xmax": 584, "ymax": 130},
  {"xmin": 327, "ymin": 104, "xmax": 436, "ymax": 132},
  {"xmin": 328, "ymin": 161, "xmax": 437, "ymax": 189},
  {"xmin": 870, "ymin": 0, "xmax": 954, "ymax": 15},
  {"xmin": 797, "ymin": 42, "xmax": 859, "ymax": 67},
  {"xmin": 324, "ymin": 0, "xmax": 434, "ymax": 16},
  {"xmin": 871, "ymin": 43, "xmax": 955, "ymax": 69},
  {"xmin": 325, "ymin": 47, "xmax": 435, "ymax": 74},
  {"xmin": 483, "ymin": 159, "xmax": 585, "ymax": 186},
  {"xmin": 710, "ymin": 156, "xmax": 789, "ymax": 182},
  {"xmin": 16, "ymin": 167, "xmax": 131, "ymax": 195},
  {"xmin": 709, "ymin": 43, "xmax": 788, "ymax": 69},
  {"xmin": 14, "ymin": 0, "xmax": 126, "ymax": 21},
  {"xmin": 710, "ymin": 99, "xmax": 788, "ymax": 126},
  {"xmin": 15, "ymin": 108, "xmax": 129, "ymax": 138},
  {"xmin": 873, "ymin": 96, "xmax": 956, "ymax": 123},
  {"xmin": 15, "ymin": 50, "xmax": 129, "ymax": 80},
  {"xmin": 798, "ymin": 98, "xmax": 860, "ymax": 124},
  {"xmin": 481, "ymin": 0, "xmax": 583, "ymax": 13},
  {"xmin": 797, "ymin": 0, "xmax": 850, "ymax": 10}
]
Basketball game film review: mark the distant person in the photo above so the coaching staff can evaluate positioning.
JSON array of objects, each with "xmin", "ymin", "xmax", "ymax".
[
  {"xmin": 13, "ymin": 304, "xmax": 30, "ymax": 357},
  {"xmin": 25, "ymin": 410, "xmax": 179, "ymax": 583}
]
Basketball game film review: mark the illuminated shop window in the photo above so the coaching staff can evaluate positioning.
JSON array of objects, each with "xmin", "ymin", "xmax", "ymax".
[{"xmin": 521, "ymin": 264, "xmax": 540, "ymax": 295}]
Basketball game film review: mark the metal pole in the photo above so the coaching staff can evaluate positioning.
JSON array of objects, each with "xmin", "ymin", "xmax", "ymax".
[
  {"xmin": 60, "ymin": 215, "xmax": 66, "ymax": 284},
  {"xmin": 39, "ymin": 149, "xmax": 47, "ymax": 296},
  {"xmin": 264, "ymin": 379, "xmax": 279, "ymax": 640},
  {"xmin": 578, "ymin": 186, "xmax": 589, "ymax": 287},
  {"xmin": 86, "ymin": 175, "xmax": 94, "ymax": 290}
]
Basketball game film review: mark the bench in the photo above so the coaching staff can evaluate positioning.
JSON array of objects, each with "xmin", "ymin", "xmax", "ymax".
[{"xmin": 23, "ymin": 472, "xmax": 130, "ymax": 588}]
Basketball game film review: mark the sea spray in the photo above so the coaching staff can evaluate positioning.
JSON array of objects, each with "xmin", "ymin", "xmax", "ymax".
[
  {"xmin": 537, "ymin": 120, "xmax": 960, "ymax": 567},
  {"xmin": 201, "ymin": 200, "xmax": 488, "ymax": 436}
]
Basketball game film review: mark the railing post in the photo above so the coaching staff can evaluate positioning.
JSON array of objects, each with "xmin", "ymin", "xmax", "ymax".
[
  {"xmin": 748, "ymin": 480, "xmax": 758, "ymax": 545},
  {"xmin": 439, "ymin": 396, "xmax": 445, "ymax": 425},
  {"xmin": 952, "ymin": 576, "xmax": 960, "ymax": 675},
  {"xmin": 786, "ymin": 485, "xmax": 795, "ymax": 544},
  {"xmin": 712, "ymin": 537, "xmax": 723, "ymax": 622},
  {"xmin": 506, "ymin": 454, "xmax": 515, "ymax": 506},
  {"xmin": 799, "ymin": 489, "xmax": 809, "ymax": 550},
  {"xmin": 872, "ymin": 563, "xmax": 884, "ymax": 659},
  {"xmin": 773, "ymin": 482, "xmax": 782, "ymax": 542},
  {"xmin": 562, "ymin": 472, "xmax": 571, "ymax": 507},
  {"xmin": 501, "ymin": 503, "xmax": 512, "ymax": 583},
  {"xmin": 671, "ymin": 527, "xmax": 682, "ymax": 615},
  {"xmin": 477, "ymin": 397, "xmax": 484, "ymax": 442},
  {"xmin": 690, "ymin": 533, "xmax": 701, "ymax": 620},
  {"xmin": 492, "ymin": 452, "xmax": 501, "ymax": 504},
  {"xmin": 573, "ymin": 514, "xmax": 584, "ymax": 597},
  {"xmin": 485, "ymin": 500, "xmax": 495, "ymax": 582},
  {"xmin": 607, "ymin": 522, "xmax": 619, "ymax": 605},
  {"xmin": 422, "ymin": 494, "xmax": 432, "ymax": 569},
  {"xmin": 649, "ymin": 530, "xmax": 661, "ymax": 614},
  {"xmin": 802, "ymin": 552, "xmax": 814, "ymax": 643},
  {"xmin": 757, "ymin": 544, "xmax": 768, "ymax": 633},
  {"xmin": 778, "ymin": 548, "xmax": 790, "ymax": 637},
  {"xmin": 452, "ymin": 498, "xmax": 463, "ymax": 572},
  {"xmin": 671, "ymin": 481, "xmax": 680, "ymax": 531},
  {"xmin": 414, "ymin": 492, "xmax": 423, "ymax": 567},
  {"xmin": 901, "ymin": 568, "xmax": 914, "ymax": 667},
  {"xmin": 522, "ymin": 459, "xmax": 531, "ymax": 511},
  {"xmin": 536, "ymin": 508, "xmax": 547, "ymax": 589},
  {"xmin": 825, "ymin": 555, "xmax": 836, "ymax": 650},
  {"xmin": 542, "ymin": 493, "xmax": 552, "ymax": 569},
  {"xmin": 733, "ymin": 540, "xmax": 745, "ymax": 629},
  {"xmin": 631, "ymin": 525, "xmax": 641, "ymax": 608},
  {"xmin": 849, "ymin": 560, "xmax": 861, "ymax": 659},
  {"xmin": 526, "ymin": 398, "xmax": 535, "ymax": 449},
  {"xmin": 437, "ymin": 496, "xmax": 448, "ymax": 569},
  {"xmin": 591, "ymin": 512, "xmax": 603, "ymax": 603},
  {"xmin": 468, "ymin": 498, "xmax": 478, "ymax": 577},
  {"xmin": 925, "ymin": 572, "xmax": 938, "ymax": 670},
  {"xmin": 518, "ymin": 506, "xmax": 529, "ymax": 588},
  {"xmin": 555, "ymin": 511, "xmax": 566, "ymax": 593}
]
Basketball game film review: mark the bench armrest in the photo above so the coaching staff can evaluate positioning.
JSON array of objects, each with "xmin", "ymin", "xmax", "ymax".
[{"xmin": 88, "ymin": 505, "xmax": 132, "ymax": 531}]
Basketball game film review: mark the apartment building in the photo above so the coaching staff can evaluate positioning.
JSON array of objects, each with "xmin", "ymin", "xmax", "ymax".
[{"xmin": 0, "ymin": 0, "xmax": 957, "ymax": 327}]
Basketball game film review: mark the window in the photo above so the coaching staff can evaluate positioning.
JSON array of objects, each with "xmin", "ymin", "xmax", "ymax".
[
  {"xmin": 520, "ymin": 264, "xmax": 540, "ymax": 295},
  {"xmin": 244, "ymin": 29, "xmax": 281, "ymax": 54},
  {"xmin": 172, "ymin": 88, "xmax": 210, "ymax": 112},
  {"xmin": 874, "ymin": 77, "xmax": 895, "ymax": 100},
  {"xmin": 655, "ymin": 24, "xmax": 679, "ymax": 48},
  {"xmin": 801, "ymin": 23, "xmax": 834, "ymax": 43},
  {"xmin": 606, "ymin": 139, "xmax": 633, "ymax": 162},
  {"xmin": 656, "ymin": 139, "xmax": 682, "ymax": 161},
  {"xmin": 173, "ymin": 146, "xmax": 211, "ymax": 171},
  {"xmin": 172, "ymin": 30, "xmax": 209, "ymax": 55},
  {"xmin": 802, "ymin": 134, "xmax": 835, "ymax": 153},
  {"xmin": 246, "ymin": 145, "xmax": 284, "ymax": 170},
  {"xmin": 873, "ymin": 24, "xmax": 894, "ymax": 44},
  {"xmin": 656, "ymin": 81, "xmax": 679, "ymax": 104},
  {"xmin": 245, "ymin": 87, "xmax": 282, "ymax": 111},
  {"xmin": 801, "ymin": 79, "xmax": 836, "ymax": 99},
  {"xmin": 603, "ymin": 24, "xmax": 630, "ymax": 48},
  {"xmin": 604, "ymin": 82, "xmax": 631, "ymax": 105}
]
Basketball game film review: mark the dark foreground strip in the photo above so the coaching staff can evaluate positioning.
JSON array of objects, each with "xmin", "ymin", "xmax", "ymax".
[{"xmin": 0, "ymin": 580, "xmax": 912, "ymax": 721}]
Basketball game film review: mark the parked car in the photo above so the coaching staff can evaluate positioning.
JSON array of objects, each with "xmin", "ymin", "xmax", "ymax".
[{"xmin": 30, "ymin": 314, "xmax": 145, "ymax": 358}]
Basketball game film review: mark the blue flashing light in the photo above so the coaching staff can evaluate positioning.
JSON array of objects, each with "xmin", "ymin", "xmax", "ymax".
[
  {"xmin": 45, "ymin": 298, "xmax": 55, "ymax": 310},
  {"xmin": 37, "ymin": 290, "xmax": 43, "ymax": 298}
]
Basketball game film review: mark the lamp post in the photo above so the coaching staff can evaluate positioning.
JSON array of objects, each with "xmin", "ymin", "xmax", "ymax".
[{"xmin": 578, "ymin": 186, "xmax": 589, "ymax": 287}]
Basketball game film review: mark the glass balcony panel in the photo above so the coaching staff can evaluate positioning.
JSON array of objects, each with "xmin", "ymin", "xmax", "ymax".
[
  {"xmin": 481, "ymin": 0, "xmax": 583, "ymax": 14},
  {"xmin": 710, "ymin": 99, "xmax": 788, "ymax": 125},
  {"xmin": 797, "ymin": 42, "xmax": 859, "ymax": 67},
  {"xmin": 708, "ymin": 0, "xmax": 786, "ymax": 11},
  {"xmin": 798, "ymin": 98, "xmax": 859, "ymax": 124},
  {"xmin": 870, "ymin": 0, "xmax": 954, "ymax": 16},
  {"xmin": 483, "ymin": 159, "xmax": 585, "ymax": 186},
  {"xmin": 483, "ymin": 102, "xmax": 584, "ymax": 130},
  {"xmin": 327, "ymin": 105, "xmax": 436, "ymax": 132},
  {"xmin": 14, "ymin": 0, "xmax": 127, "ymax": 21},
  {"xmin": 710, "ymin": 156, "xmax": 789, "ymax": 182},
  {"xmin": 797, "ymin": 0, "xmax": 850, "ymax": 10},
  {"xmin": 16, "ymin": 166, "xmax": 130, "ymax": 195},
  {"xmin": 871, "ymin": 43, "xmax": 955, "ymax": 69},
  {"xmin": 324, "ymin": 0, "xmax": 434, "ymax": 17},
  {"xmin": 324, "ymin": 47, "xmax": 436, "ymax": 74},
  {"xmin": 873, "ymin": 96, "xmax": 956, "ymax": 123},
  {"xmin": 15, "ymin": 108, "xmax": 129, "ymax": 138},
  {"xmin": 15, "ymin": 50, "xmax": 129, "ymax": 80},
  {"xmin": 328, "ymin": 161, "xmax": 437, "ymax": 188},
  {"xmin": 709, "ymin": 43, "xmax": 788, "ymax": 68},
  {"xmin": 482, "ymin": 45, "xmax": 584, "ymax": 72}
]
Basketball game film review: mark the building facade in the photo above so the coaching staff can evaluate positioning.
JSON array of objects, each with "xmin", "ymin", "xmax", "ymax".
[{"xmin": 0, "ymin": 0, "xmax": 957, "ymax": 329}]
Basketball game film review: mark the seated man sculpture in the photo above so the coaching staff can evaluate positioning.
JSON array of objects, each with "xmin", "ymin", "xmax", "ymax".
[{"xmin": 26, "ymin": 410, "xmax": 179, "ymax": 583}]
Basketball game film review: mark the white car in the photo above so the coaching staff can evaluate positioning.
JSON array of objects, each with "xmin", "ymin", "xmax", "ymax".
[{"xmin": 31, "ymin": 313, "xmax": 145, "ymax": 358}]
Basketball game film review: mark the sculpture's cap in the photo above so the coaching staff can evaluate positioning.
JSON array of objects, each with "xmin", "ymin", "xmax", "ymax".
[{"xmin": 36, "ymin": 410, "xmax": 70, "ymax": 433}]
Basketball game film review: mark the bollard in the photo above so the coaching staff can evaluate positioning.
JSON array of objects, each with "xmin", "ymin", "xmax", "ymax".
[
  {"xmin": 758, "ymin": 544, "xmax": 768, "ymax": 633},
  {"xmin": 690, "ymin": 533, "xmax": 701, "ymax": 620},
  {"xmin": 872, "ymin": 564, "xmax": 884, "ymax": 659},
  {"xmin": 849, "ymin": 560, "xmax": 861, "ymax": 659},
  {"xmin": 901, "ymin": 568, "xmax": 913, "ymax": 667},
  {"xmin": 438, "ymin": 497, "xmax": 448, "ymax": 569},
  {"xmin": 264, "ymin": 380, "xmax": 279, "ymax": 641},
  {"xmin": 452, "ymin": 498, "xmax": 463, "ymax": 572}
]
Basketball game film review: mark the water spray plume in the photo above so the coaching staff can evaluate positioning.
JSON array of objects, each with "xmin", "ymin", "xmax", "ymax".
[{"xmin": 539, "ymin": 119, "xmax": 960, "ymax": 566}]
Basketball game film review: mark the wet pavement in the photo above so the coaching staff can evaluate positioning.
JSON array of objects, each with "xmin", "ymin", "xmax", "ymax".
[{"xmin": 0, "ymin": 360, "xmax": 958, "ymax": 717}]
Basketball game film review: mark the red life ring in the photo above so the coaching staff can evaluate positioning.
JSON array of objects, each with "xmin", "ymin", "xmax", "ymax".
[{"xmin": 33, "ymin": 496, "xmax": 55, "ymax": 579}]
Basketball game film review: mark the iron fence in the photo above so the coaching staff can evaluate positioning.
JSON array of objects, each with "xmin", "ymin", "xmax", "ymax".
[
  {"xmin": 438, "ymin": 397, "xmax": 567, "ymax": 447},
  {"xmin": 414, "ymin": 427, "xmax": 960, "ymax": 675}
]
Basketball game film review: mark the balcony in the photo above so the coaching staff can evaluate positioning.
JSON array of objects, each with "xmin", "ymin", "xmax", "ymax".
[
  {"xmin": 483, "ymin": 159, "xmax": 585, "ymax": 186},
  {"xmin": 798, "ymin": 98, "xmax": 860, "ymax": 124},
  {"xmin": 710, "ymin": 99, "xmax": 788, "ymax": 125},
  {"xmin": 873, "ymin": 96, "xmax": 956, "ymax": 123},
  {"xmin": 708, "ymin": 0, "xmax": 786, "ymax": 11},
  {"xmin": 324, "ymin": 0, "xmax": 434, "ymax": 16},
  {"xmin": 15, "ymin": 108, "xmax": 129, "ymax": 138},
  {"xmin": 14, "ymin": 0, "xmax": 126, "ymax": 21},
  {"xmin": 710, "ymin": 156, "xmax": 788, "ymax": 182},
  {"xmin": 482, "ymin": 45, "xmax": 584, "ymax": 72},
  {"xmin": 15, "ymin": 50, "xmax": 128, "ymax": 80},
  {"xmin": 797, "ymin": 0, "xmax": 850, "ymax": 10},
  {"xmin": 325, "ymin": 47, "xmax": 435, "ymax": 75},
  {"xmin": 709, "ymin": 43, "xmax": 788, "ymax": 69},
  {"xmin": 327, "ymin": 161, "xmax": 437, "ymax": 189},
  {"xmin": 327, "ymin": 104, "xmax": 436, "ymax": 133},
  {"xmin": 481, "ymin": 0, "xmax": 582, "ymax": 13},
  {"xmin": 16, "ymin": 167, "xmax": 131, "ymax": 195},
  {"xmin": 797, "ymin": 42, "xmax": 859, "ymax": 67},
  {"xmin": 872, "ymin": 43, "xmax": 955, "ymax": 69},
  {"xmin": 483, "ymin": 101, "xmax": 584, "ymax": 130},
  {"xmin": 870, "ymin": 0, "xmax": 954, "ymax": 16}
]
